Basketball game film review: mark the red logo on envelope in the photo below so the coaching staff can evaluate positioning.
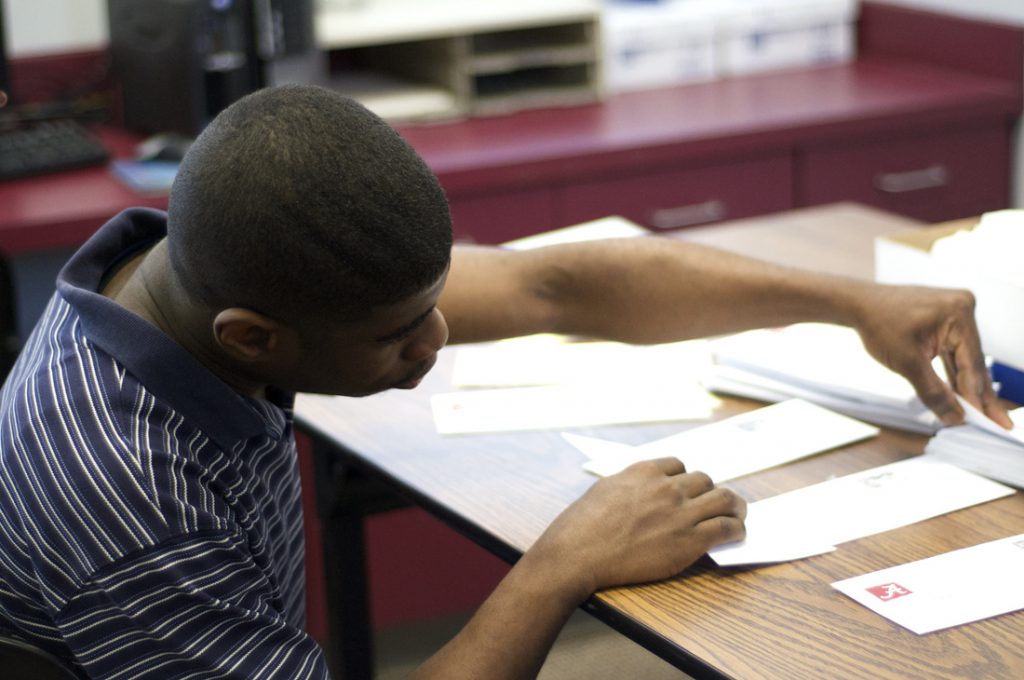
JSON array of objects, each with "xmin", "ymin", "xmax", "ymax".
[{"xmin": 866, "ymin": 583, "xmax": 912, "ymax": 601}]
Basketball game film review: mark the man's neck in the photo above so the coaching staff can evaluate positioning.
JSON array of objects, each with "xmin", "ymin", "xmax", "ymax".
[{"xmin": 102, "ymin": 241, "xmax": 269, "ymax": 400}]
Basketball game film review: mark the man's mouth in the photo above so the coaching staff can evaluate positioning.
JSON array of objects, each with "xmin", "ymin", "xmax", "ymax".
[{"xmin": 394, "ymin": 359, "xmax": 435, "ymax": 390}]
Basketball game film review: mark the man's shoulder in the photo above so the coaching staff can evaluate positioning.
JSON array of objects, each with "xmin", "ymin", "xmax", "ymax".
[
  {"xmin": 4, "ymin": 308, "xmax": 147, "ymax": 437},
  {"xmin": 0, "ymin": 348, "xmax": 240, "ymax": 605},
  {"xmin": 0, "ymin": 309, "xmax": 217, "ymax": 498}
]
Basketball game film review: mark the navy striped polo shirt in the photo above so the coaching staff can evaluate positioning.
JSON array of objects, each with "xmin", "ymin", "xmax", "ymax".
[{"xmin": 0, "ymin": 209, "xmax": 329, "ymax": 678}]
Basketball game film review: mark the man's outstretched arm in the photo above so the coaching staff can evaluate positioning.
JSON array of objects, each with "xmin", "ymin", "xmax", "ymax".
[{"xmin": 439, "ymin": 238, "xmax": 1010, "ymax": 427}]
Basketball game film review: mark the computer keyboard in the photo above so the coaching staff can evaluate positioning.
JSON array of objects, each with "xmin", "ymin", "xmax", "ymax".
[{"xmin": 0, "ymin": 119, "xmax": 110, "ymax": 180}]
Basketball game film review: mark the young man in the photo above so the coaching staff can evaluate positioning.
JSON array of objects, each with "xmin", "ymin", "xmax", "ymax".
[{"xmin": 0, "ymin": 85, "xmax": 1008, "ymax": 679}]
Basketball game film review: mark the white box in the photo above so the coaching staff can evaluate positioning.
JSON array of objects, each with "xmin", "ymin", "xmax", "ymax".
[
  {"xmin": 602, "ymin": 1, "xmax": 718, "ymax": 93},
  {"xmin": 716, "ymin": 0, "xmax": 858, "ymax": 76},
  {"xmin": 874, "ymin": 214, "xmax": 1024, "ymax": 378}
]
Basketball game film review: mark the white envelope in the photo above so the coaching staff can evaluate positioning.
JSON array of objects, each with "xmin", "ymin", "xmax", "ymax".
[
  {"xmin": 833, "ymin": 533, "xmax": 1024, "ymax": 634},
  {"xmin": 571, "ymin": 399, "xmax": 878, "ymax": 481},
  {"xmin": 453, "ymin": 337, "xmax": 711, "ymax": 388},
  {"xmin": 709, "ymin": 458, "xmax": 1015, "ymax": 567},
  {"xmin": 431, "ymin": 382, "xmax": 717, "ymax": 435}
]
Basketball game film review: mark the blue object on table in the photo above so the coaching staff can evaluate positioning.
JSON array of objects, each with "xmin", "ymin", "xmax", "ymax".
[
  {"xmin": 110, "ymin": 160, "xmax": 179, "ymax": 195},
  {"xmin": 992, "ymin": 362, "xmax": 1024, "ymax": 405}
]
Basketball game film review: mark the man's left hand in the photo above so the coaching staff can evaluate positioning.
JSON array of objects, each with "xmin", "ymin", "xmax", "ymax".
[{"xmin": 854, "ymin": 284, "xmax": 1012, "ymax": 428}]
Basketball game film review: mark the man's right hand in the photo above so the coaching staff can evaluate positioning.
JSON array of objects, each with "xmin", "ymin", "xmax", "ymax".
[
  {"xmin": 412, "ymin": 458, "xmax": 746, "ymax": 679},
  {"xmin": 530, "ymin": 457, "xmax": 747, "ymax": 601}
]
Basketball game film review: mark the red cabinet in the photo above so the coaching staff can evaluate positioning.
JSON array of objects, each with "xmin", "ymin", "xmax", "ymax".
[
  {"xmin": 797, "ymin": 123, "xmax": 1011, "ymax": 222},
  {"xmin": 562, "ymin": 153, "xmax": 794, "ymax": 230},
  {"xmin": 400, "ymin": 58, "xmax": 1018, "ymax": 244},
  {"xmin": 449, "ymin": 154, "xmax": 796, "ymax": 243},
  {"xmin": 448, "ymin": 186, "xmax": 560, "ymax": 244}
]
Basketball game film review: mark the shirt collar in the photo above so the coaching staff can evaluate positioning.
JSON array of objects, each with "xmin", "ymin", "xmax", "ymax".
[{"xmin": 58, "ymin": 208, "xmax": 290, "ymax": 451}]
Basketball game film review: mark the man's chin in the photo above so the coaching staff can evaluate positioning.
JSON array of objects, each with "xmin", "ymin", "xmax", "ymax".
[
  {"xmin": 392, "ymin": 359, "xmax": 435, "ymax": 391},
  {"xmin": 393, "ymin": 375, "xmax": 425, "ymax": 390},
  {"xmin": 392, "ymin": 370, "xmax": 428, "ymax": 391},
  {"xmin": 340, "ymin": 378, "xmax": 423, "ymax": 397}
]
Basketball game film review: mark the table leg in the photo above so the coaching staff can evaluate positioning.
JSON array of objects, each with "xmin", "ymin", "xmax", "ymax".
[{"xmin": 310, "ymin": 435, "xmax": 410, "ymax": 680}]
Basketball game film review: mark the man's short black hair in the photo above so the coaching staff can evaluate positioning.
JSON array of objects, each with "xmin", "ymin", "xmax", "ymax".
[{"xmin": 167, "ymin": 84, "xmax": 453, "ymax": 323}]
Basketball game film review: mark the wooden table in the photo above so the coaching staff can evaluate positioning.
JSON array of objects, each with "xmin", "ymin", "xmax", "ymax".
[{"xmin": 296, "ymin": 203, "xmax": 1024, "ymax": 680}]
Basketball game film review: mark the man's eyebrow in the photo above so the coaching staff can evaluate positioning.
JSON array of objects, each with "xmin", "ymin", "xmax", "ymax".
[{"xmin": 375, "ymin": 307, "xmax": 435, "ymax": 343}]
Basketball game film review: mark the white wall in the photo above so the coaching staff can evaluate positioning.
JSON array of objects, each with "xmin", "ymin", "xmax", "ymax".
[
  {"xmin": 881, "ymin": 0, "xmax": 1024, "ymax": 25},
  {"xmin": 4, "ymin": 0, "xmax": 107, "ymax": 56},
  {"xmin": 6, "ymin": 0, "xmax": 1024, "ymax": 52}
]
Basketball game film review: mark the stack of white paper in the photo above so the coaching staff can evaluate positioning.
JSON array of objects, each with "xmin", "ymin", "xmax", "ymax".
[
  {"xmin": 431, "ymin": 381, "xmax": 718, "ymax": 435},
  {"xmin": 704, "ymin": 323, "xmax": 940, "ymax": 434},
  {"xmin": 434, "ymin": 336, "xmax": 719, "ymax": 434},
  {"xmin": 566, "ymin": 398, "xmax": 879, "ymax": 480},
  {"xmin": 452, "ymin": 336, "xmax": 713, "ymax": 388},
  {"xmin": 833, "ymin": 533, "xmax": 1024, "ymax": 635},
  {"xmin": 924, "ymin": 399, "xmax": 1024, "ymax": 488}
]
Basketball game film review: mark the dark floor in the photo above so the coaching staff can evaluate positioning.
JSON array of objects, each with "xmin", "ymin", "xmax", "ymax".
[{"xmin": 374, "ymin": 609, "xmax": 691, "ymax": 679}]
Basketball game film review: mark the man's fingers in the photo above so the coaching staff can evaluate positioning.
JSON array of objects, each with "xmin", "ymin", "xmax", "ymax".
[
  {"xmin": 686, "ymin": 486, "xmax": 747, "ymax": 522},
  {"xmin": 677, "ymin": 471, "xmax": 714, "ymax": 499},
  {"xmin": 940, "ymin": 350, "xmax": 959, "ymax": 392},
  {"xmin": 951, "ymin": 341, "xmax": 1014, "ymax": 429},
  {"xmin": 942, "ymin": 309, "xmax": 1011, "ymax": 428},
  {"xmin": 981, "ymin": 392, "xmax": 1013, "ymax": 429},
  {"xmin": 906, "ymin": 360, "xmax": 963, "ymax": 426},
  {"xmin": 693, "ymin": 515, "xmax": 746, "ymax": 548},
  {"xmin": 956, "ymin": 367, "xmax": 1012, "ymax": 428},
  {"xmin": 640, "ymin": 457, "xmax": 687, "ymax": 477}
]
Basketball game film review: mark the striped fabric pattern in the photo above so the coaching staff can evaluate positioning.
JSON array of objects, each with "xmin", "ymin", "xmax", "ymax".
[{"xmin": 0, "ymin": 210, "xmax": 330, "ymax": 678}]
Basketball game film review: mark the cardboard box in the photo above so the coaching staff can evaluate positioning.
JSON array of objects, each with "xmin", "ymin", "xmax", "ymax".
[
  {"xmin": 875, "ymin": 215, "xmax": 1024, "ymax": 403},
  {"xmin": 602, "ymin": 1, "xmax": 718, "ymax": 93},
  {"xmin": 716, "ymin": 0, "xmax": 857, "ymax": 76},
  {"xmin": 601, "ymin": 0, "xmax": 857, "ymax": 92}
]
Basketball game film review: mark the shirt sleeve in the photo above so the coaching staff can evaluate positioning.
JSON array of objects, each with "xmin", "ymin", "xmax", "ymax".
[{"xmin": 56, "ymin": 531, "xmax": 331, "ymax": 680}]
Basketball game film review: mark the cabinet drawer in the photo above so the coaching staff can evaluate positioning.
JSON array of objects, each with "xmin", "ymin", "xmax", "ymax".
[
  {"xmin": 797, "ymin": 125, "xmax": 1010, "ymax": 222},
  {"xmin": 561, "ymin": 154, "xmax": 793, "ymax": 231},
  {"xmin": 447, "ymin": 187, "xmax": 560, "ymax": 244}
]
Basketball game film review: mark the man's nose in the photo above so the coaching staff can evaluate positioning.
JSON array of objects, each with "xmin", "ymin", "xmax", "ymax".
[{"xmin": 402, "ymin": 308, "xmax": 449, "ymax": 362}]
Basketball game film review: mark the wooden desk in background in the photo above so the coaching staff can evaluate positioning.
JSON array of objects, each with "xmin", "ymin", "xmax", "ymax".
[{"xmin": 296, "ymin": 203, "xmax": 1024, "ymax": 680}]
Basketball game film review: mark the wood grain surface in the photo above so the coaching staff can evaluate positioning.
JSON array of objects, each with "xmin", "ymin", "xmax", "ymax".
[{"xmin": 296, "ymin": 204, "xmax": 1024, "ymax": 679}]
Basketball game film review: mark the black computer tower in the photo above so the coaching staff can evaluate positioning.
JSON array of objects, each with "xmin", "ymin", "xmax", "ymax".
[
  {"xmin": 108, "ymin": 0, "xmax": 315, "ymax": 136},
  {"xmin": 0, "ymin": 0, "xmax": 11, "ymax": 109}
]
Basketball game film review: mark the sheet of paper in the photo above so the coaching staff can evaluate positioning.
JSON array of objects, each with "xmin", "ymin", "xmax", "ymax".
[
  {"xmin": 708, "ymin": 539, "xmax": 837, "ymax": 566},
  {"xmin": 501, "ymin": 215, "xmax": 647, "ymax": 251},
  {"xmin": 703, "ymin": 364, "xmax": 940, "ymax": 434},
  {"xmin": 431, "ymin": 382, "xmax": 717, "ymax": 435},
  {"xmin": 709, "ymin": 458, "xmax": 1015, "ymax": 567},
  {"xmin": 711, "ymin": 323, "xmax": 931, "ymax": 408},
  {"xmin": 561, "ymin": 432, "xmax": 637, "ymax": 462},
  {"xmin": 832, "ymin": 533, "xmax": 1024, "ymax": 634},
  {"xmin": 573, "ymin": 399, "xmax": 879, "ymax": 480},
  {"xmin": 924, "ymin": 403, "xmax": 1024, "ymax": 489},
  {"xmin": 453, "ymin": 337, "xmax": 712, "ymax": 388},
  {"xmin": 956, "ymin": 395, "xmax": 1024, "ymax": 445}
]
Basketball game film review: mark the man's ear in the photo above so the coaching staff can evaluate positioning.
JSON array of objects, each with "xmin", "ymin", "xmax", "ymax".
[{"xmin": 212, "ymin": 308, "xmax": 289, "ymax": 361}]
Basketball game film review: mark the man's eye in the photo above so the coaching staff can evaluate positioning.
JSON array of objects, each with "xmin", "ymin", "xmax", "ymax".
[{"xmin": 387, "ymin": 331, "xmax": 412, "ymax": 344}]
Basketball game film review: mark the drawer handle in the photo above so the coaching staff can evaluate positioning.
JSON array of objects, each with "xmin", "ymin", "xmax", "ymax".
[
  {"xmin": 874, "ymin": 165, "xmax": 949, "ymax": 193},
  {"xmin": 649, "ymin": 199, "xmax": 726, "ymax": 230}
]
